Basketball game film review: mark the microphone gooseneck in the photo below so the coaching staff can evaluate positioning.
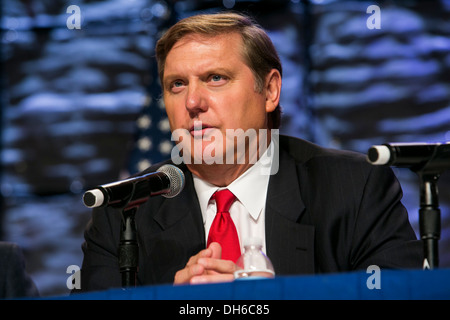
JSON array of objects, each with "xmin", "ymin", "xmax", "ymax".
[
  {"xmin": 82, "ymin": 164, "xmax": 185, "ymax": 208},
  {"xmin": 366, "ymin": 142, "xmax": 449, "ymax": 168},
  {"xmin": 367, "ymin": 141, "xmax": 450, "ymax": 270}
]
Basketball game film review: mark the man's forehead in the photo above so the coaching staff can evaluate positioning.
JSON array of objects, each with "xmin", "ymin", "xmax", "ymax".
[
  {"xmin": 163, "ymin": 32, "xmax": 247, "ymax": 80},
  {"xmin": 170, "ymin": 32, "xmax": 243, "ymax": 52}
]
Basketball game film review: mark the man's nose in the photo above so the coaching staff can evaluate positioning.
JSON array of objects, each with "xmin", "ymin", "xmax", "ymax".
[{"xmin": 185, "ymin": 82, "xmax": 208, "ymax": 116}]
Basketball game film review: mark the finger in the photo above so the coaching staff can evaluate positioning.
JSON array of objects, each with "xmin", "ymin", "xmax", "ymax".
[
  {"xmin": 197, "ymin": 257, "xmax": 236, "ymax": 274},
  {"xmin": 174, "ymin": 263, "xmax": 205, "ymax": 285},
  {"xmin": 185, "ymin": 247, "xmax": 213, "ymax": 267},
  {"xmin": 208, "ymin": 242, "xmax": 222, "ymax": 260},
  {"xmin": 190, "ymin": 273, "xmax": 235, "ymax": 285}
]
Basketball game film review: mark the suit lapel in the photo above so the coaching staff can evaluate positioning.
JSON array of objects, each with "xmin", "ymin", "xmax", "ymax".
[
  {"xmin": 152, "ymin": 177, "xmax": 202, "ymax": 231},
  {"xmin": 265, "ymin": 142, "xmax": 315, "ymax": 275},
  {"xmin": 152, "ymin": 168, "xmax": 205, "ymax": 243}
]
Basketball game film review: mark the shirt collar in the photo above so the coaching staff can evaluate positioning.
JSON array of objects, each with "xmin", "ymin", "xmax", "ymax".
[{"xmin": 193, "ymin": 140, "xmax": 274, "ymax": 222}]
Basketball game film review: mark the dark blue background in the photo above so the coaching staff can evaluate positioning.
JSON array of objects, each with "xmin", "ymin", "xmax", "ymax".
[{"xmin": 1, "ymin": 0, "xmax": 449, "ymax": 296}]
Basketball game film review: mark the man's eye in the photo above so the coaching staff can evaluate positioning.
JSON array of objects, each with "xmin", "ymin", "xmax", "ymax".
[
  {"xmin": 211, "ymin": 75, "xmax": 223, "ymax": 81},
  {"xmin": 208, "ymin": 74, "xmax": 228, "ymax": 84},
  {"xmin": 169, "ymin": 80, "xmax": 185, "ymax": 92}
]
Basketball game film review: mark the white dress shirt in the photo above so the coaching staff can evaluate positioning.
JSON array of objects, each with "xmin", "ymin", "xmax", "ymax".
[{"xmin": 193, "ymin": 141, "xmax": 274, "ymax": 255}]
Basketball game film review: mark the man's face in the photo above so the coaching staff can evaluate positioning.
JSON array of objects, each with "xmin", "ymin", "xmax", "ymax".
[{"xmin": 162, "ymin": 32, "xmax": 273, "ymax": 165}]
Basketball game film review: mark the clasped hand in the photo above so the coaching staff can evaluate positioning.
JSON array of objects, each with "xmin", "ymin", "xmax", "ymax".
[{"xmin": 174, "ymin": 242, "xmax": 236, "ymax": 285}]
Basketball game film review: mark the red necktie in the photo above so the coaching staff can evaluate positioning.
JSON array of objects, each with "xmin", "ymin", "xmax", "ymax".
[{"xmin": 207, "ymin": 189, "xmax": 241, "ymax": 262}]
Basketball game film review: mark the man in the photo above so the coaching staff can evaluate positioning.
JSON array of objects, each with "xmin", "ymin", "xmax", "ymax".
[
  {"xmin": 0, "ymin": 242, "xmax": 39, "ymax": 298},
  {"xmin": 75, "ymin": 12, "xmax": 422, "ymax": 292}
]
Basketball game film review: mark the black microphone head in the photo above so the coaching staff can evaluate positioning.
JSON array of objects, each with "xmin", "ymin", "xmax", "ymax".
[{"xmin": 157, "ymin": 164, "xmax": 185, "ymax": 198}]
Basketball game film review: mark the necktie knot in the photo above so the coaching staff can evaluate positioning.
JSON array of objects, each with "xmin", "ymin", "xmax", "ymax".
[{"xmin": 212, "ymin": 189, "xmax": 236, "ymax": 213}]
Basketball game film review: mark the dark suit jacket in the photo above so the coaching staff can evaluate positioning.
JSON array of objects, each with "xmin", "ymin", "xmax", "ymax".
[
  {"xmin": 76, "ymin": 135, "xmax": 422, "ymax": 293},
  {"xmin": 0, "ymin": 242, "xmax": 39, "ymax": 299}
]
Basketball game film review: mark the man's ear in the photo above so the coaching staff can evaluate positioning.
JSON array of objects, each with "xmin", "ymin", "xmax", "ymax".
[{"xmin": 264, "ymin": 69, "xmax": 282, "ymax": 113}]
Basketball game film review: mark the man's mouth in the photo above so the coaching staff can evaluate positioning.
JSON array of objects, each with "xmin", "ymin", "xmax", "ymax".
[{"xmin": 189, "ymin": 123, "xmax": 214, "ymax": 138}]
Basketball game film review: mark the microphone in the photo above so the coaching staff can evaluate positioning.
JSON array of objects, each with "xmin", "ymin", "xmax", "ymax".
[
  {"xmin": 82, "ymin": 164, "xmax": 185, "ymax": 208},
  {"xmin": 367, "ymin": 142, "xmax": 449, "ymax": 167}
]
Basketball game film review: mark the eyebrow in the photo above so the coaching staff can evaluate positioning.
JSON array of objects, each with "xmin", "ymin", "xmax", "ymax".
[{"xmin": 163, "ymin": 67, "xmax": 237, "ymax": 85}]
